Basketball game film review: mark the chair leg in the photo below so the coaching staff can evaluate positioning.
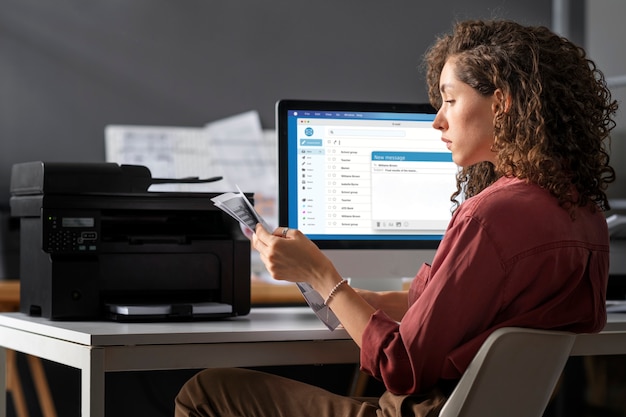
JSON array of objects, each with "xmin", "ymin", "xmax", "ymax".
[
  {"xmin": 348, "ymin": 368, "xmax": 371, "ymax": 397},
  {"xmin": 6, "ymin": 349, "xmax": 29, "ymax": 417},
  {"xmin": 26, "ymin": 355, "xmax": 57, "ymax": 417}
]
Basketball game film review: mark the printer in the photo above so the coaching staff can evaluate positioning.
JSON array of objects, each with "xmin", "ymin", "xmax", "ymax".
[{"xmin": 10, "ymin": 161, "xmax": 251, "ymax": 321}]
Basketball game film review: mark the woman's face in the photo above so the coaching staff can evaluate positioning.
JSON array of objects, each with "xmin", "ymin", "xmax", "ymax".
[{"xmin": 432, "ymin": 58, "xmax": 499, "ymax": 167}]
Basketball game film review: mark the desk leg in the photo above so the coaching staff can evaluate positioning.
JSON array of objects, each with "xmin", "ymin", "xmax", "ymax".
[
  {"xmin": 0, "ymin": 347, "xmax": 6, "ymax": 417},
  {"xmin": 82, "ymin": 348, "xmax": 105, "ymax": 417}
]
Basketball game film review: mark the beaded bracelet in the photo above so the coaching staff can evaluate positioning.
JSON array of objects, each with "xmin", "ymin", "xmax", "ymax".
[{"xmin": 323, "ymin": 279, "xmax": 349, "ymax": 305}]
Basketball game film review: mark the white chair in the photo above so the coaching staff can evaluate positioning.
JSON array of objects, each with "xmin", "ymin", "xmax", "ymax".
[{"xmin": 439, "ymin": 327, "xmax": 576, "ymax": 417}]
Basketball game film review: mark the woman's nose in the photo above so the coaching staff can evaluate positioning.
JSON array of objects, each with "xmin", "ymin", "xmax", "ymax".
[{"xmin": 432, "ymin": 110, "xmax": 446, "ymax": 131}]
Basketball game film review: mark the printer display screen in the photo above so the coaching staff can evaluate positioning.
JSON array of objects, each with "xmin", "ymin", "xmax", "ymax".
[{"xmin": 62, "ymin": 217, "xmax": 95, "ymax": 228}]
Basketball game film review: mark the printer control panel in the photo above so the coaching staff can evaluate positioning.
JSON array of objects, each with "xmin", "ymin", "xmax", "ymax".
[{"xmin": 42, "ymin": 210, "xmax": 100, "ymax": 254}]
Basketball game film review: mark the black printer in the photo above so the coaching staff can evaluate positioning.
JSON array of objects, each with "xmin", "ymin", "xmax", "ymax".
[{"xmin": 10, "ymin": 161, "xmax": 251, "ymax": 321}]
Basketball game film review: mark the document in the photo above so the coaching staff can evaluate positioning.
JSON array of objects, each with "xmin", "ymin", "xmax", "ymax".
[
  {"xmin": 211, "ymin": 186, "xmax": 271, "ymax": 233},
  {"xmin": 294, "ymin": 282, "xmax": 341, "ymax": 331},
  {"xmin": 104, "ymin": 110, "xmax": 276, "ymax": 196},
  {"xmin": 211, "ymin": 190, "xmax": 341, "ymax": 331}
]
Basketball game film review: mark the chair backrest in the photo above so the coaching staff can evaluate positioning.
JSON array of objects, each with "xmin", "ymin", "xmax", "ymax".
[{"xmin": 439, "ymin": 327, "xmax": 576, "ymax": 417}]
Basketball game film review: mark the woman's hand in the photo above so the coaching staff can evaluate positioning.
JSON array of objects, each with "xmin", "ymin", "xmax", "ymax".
[
  {"xmin": 252, "ymin": 224, "xmax": 341, "ymax": 292},
  {"xmin": 252, "ymin": 224, "xmax": 378, "ymax": 348}
]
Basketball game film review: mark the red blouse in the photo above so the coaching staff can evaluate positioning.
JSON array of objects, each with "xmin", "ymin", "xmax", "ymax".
[{"xmin": 360, "ymin": 176, "xmax": 609, "ymax": 395}]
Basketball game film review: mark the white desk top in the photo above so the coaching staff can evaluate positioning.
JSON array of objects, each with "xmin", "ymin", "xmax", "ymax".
[
  {"xmin": 0, "ymin": 307, "xmax": 351, "ymax": 346},
  {"xmin": 0, "ymin": 308, "xmax": 624, "ymax": 348},
  {"xmin": 0, "ymin": 307, "xmax": 361, "ymax": 417}
]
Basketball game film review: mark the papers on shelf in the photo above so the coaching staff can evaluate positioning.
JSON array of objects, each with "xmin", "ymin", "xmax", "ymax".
[{"xmin": 104, "ymin": 110, "xmax": 277, "ymax": 198}]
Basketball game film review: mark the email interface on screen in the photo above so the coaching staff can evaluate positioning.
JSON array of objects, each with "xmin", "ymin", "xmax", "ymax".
[{"xmin": 283, "ymin": 106, "xmax": 458, "ymax": 242}]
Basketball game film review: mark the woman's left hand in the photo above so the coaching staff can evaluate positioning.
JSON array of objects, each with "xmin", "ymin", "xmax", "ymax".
[{"xmin": 252, "ymin": 224, "xmax": 339, "ymax": 290}]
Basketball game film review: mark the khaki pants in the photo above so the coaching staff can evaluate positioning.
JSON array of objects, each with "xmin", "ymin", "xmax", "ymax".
[{"xmin": 175, "ymin": 368, "xmax": 446, "ymax": 417}]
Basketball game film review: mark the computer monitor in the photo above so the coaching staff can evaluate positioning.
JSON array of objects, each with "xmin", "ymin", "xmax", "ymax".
[{"xmin": 276, "ymin": 100, "xmax": 458, "ymax": 288}]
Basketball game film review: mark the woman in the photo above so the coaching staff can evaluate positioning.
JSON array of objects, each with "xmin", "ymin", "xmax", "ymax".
[{"xmin": 175, "ymin": 19, "xmax": 616, "ymax": 417}]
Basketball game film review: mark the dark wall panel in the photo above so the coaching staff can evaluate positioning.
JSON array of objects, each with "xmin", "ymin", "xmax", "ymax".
[{"xmin": 0, "ymin": 0, "xmax": 550, "ymax": 207}]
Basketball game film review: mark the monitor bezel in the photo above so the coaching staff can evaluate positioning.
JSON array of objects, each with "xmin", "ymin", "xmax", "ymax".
[{"xmin": 276, "ymin": 99, "xmax": 443, "ymax": 250}]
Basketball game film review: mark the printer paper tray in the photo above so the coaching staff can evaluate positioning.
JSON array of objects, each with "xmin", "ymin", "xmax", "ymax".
[{"xmin": 106, "ymin": 302, "xmax": 234, "ymax": 322}]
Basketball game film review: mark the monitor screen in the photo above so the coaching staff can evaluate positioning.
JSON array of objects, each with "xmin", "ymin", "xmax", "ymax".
[
  {"xmin": 276, "ymin": 99, "xmax": 458, "ymax": 255},
  {"xmin": 276, "ymin": 100, "xmax": 458, "ymax": 286}
]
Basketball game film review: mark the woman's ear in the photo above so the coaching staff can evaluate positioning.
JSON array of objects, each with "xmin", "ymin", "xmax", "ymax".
[{"xmin": 492, "ymin": 89, "xmax": 511, "ymax": 114}]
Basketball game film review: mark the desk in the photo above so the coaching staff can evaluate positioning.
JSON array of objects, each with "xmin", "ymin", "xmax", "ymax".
[
  {"xmin": 0, "ymin": 307, "xmax": 359, "ymax": 417},
  {"xmin": 2, "ymin": 312, "xmax": 626, "ymax": 417},
  {"xmin": 0, "ymin": 280, "xmax": 55, "ymax": 417}
]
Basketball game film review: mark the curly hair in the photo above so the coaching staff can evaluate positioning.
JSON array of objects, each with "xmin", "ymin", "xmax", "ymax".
[{"xmin": 423, "ymin": 19, "xmax": 617, "ymax": 216}]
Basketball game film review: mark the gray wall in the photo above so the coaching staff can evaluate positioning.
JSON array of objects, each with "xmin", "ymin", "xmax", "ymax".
[
  {"xmin": 587, "ymin": 0, "xmax": 626, "ymax": 205},
  {"xmin": 0, "ymin": 0, "xmax": 551, "ymax": 208}
]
